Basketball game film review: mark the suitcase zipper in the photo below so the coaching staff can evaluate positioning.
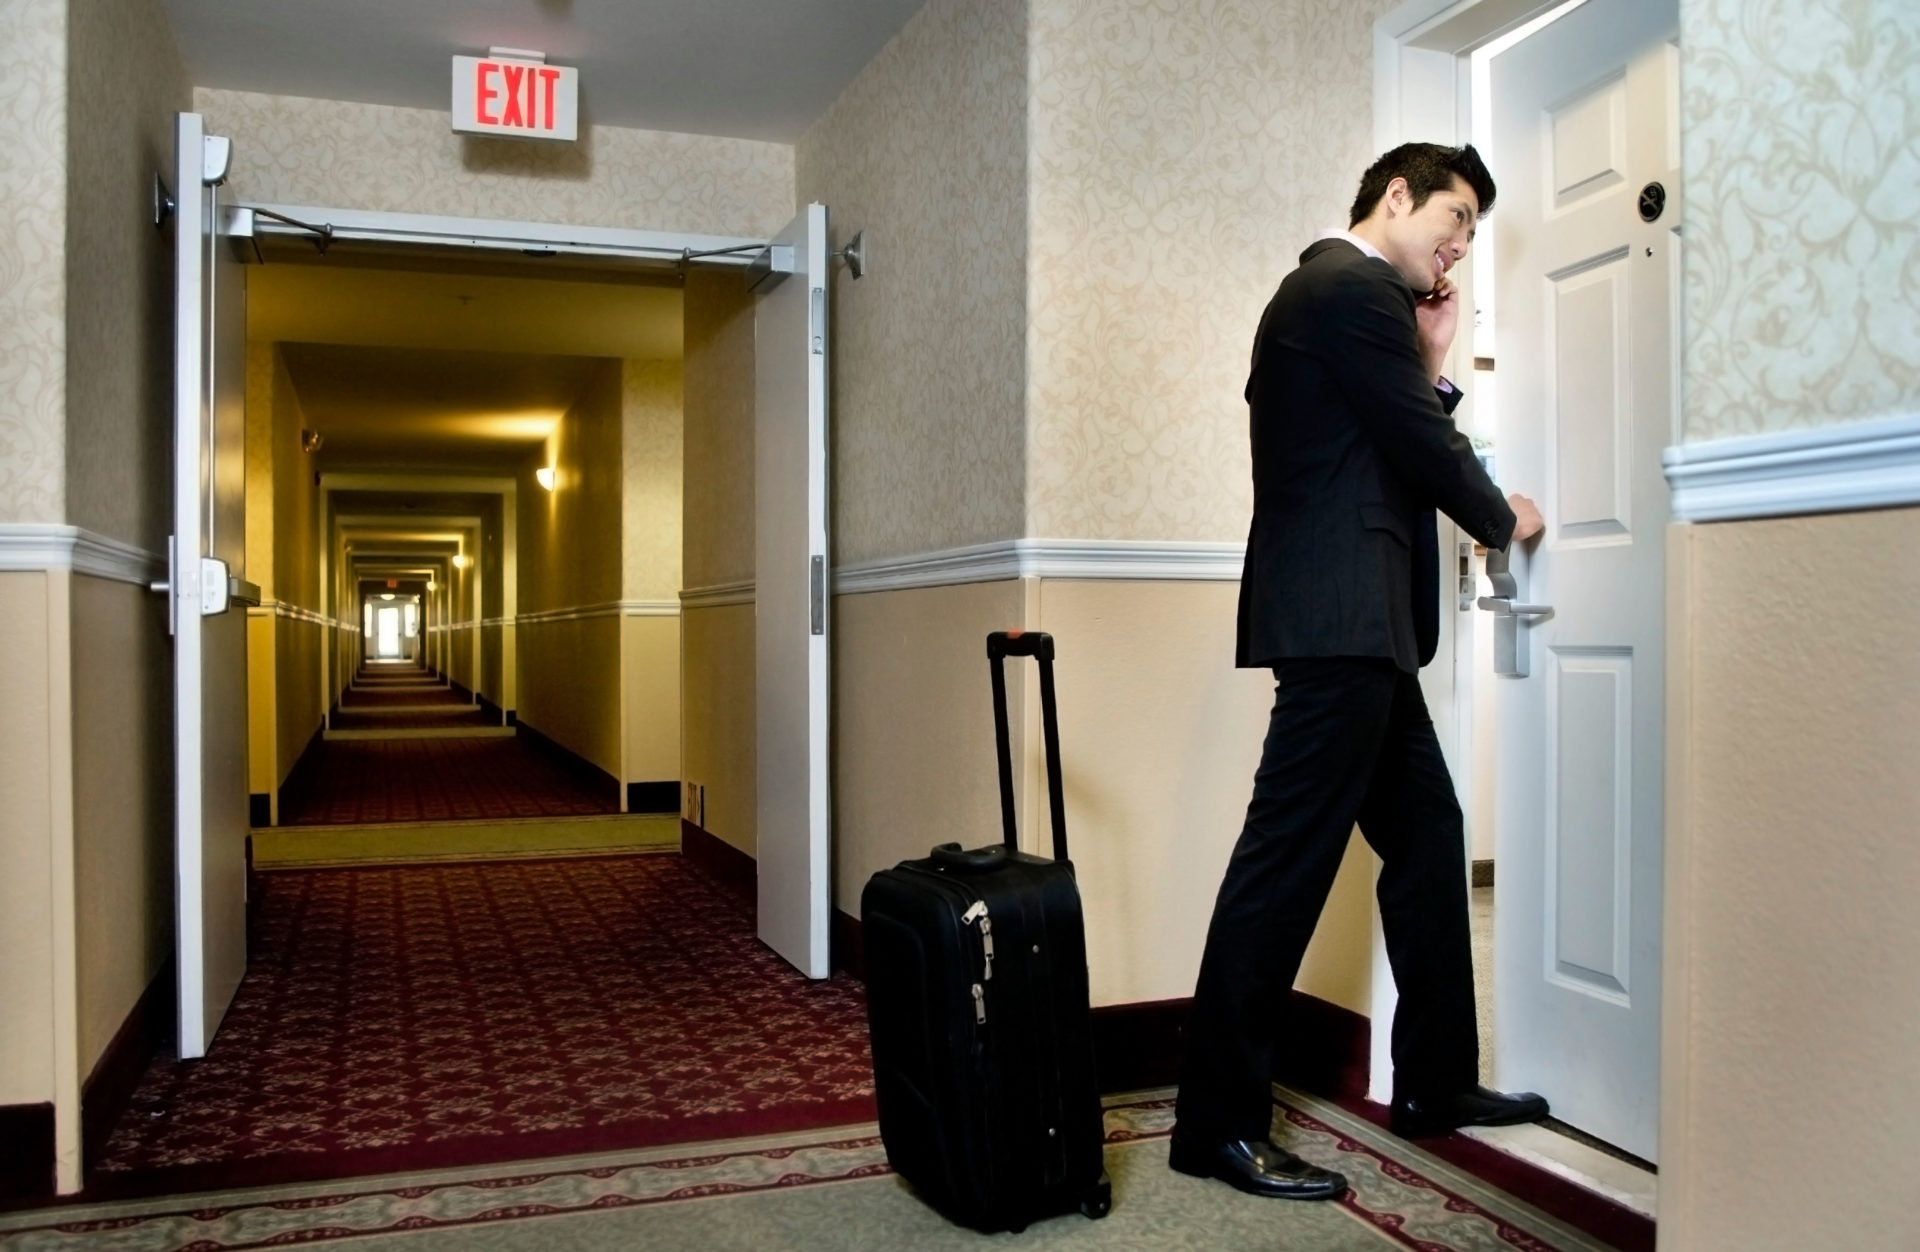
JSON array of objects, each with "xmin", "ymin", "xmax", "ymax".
[
  {"xmin": 961, "ymin": 899, "xmax": 997, "ymax": 982},
  {"xmin": 971, "ymin": 982, "xmax": 986, "ymax": 1024}
]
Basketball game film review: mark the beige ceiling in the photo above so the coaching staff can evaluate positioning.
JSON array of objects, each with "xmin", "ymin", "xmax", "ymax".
[
  {"xmin": 281, "ymin": 344, "xmax": 608, "ymax": 471},
  {"xmin": 250, "ymin": 260, "xmax": 683, "ymax": 359}
]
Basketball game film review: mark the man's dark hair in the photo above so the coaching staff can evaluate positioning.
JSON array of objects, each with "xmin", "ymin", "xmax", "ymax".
[{"xmin": 1348, "ymin": 143, "xmax": 1496, "ymax": 227}]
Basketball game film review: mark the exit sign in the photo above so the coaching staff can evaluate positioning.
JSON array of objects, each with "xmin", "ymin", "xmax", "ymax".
[{"xmin": 452, "ymin": 54, "xmax": 578, "ymax": 141}]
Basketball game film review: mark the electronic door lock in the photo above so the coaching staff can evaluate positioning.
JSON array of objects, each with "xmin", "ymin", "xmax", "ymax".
[{"xmin": 200, "ymin": 557, "xmax": 231, "ymax": 616}]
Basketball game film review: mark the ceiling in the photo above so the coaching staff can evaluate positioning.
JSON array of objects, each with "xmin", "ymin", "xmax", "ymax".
[
  {"xmin": 161, "ymin": 0, "xmax": 929, "ymax": 143},
  {"xmin": 250, "ymin": 260, "xmax": 683, "ymax": 359},
  {"xmin": 281, "ymin": 343, "xmax": 605, "ymax": 471}
]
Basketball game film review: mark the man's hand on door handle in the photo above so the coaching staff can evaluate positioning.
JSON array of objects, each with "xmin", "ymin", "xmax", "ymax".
[{"xmin": 1507, "ymin": 493, "xmax": 1544, "ymax": 543}]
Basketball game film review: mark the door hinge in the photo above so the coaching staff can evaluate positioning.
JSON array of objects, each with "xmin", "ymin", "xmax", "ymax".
[
  {"xmin": 809, "ymin": 555, "xmax": 825, "ymax": 635},
  {"xmin": 151, "ymin": 535, "xmax": 177, "ymax": 635}
]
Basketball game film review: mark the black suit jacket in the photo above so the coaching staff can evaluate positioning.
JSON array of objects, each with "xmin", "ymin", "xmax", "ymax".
[{"xmin": 1236, "ymin": 238, "xmax": 1516, "ymax": 673}]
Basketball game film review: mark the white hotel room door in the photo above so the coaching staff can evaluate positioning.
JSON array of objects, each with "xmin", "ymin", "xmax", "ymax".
[
  {"xmin": 1485, "ymin": 0, "xmax": 1679, "ymax": 1161},
  {"xmin": 169, "ymin": 112, "xmax": 256, "ymax": 1057},
  {"xmin": 754, "ymin": 203, "xmax": 833, "ymax": 978}
]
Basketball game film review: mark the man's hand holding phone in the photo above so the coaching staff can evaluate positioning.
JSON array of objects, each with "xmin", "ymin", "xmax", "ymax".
[{"xmin": 1416, "ymin": 275, "xmax": 1462, "ymax": 383}]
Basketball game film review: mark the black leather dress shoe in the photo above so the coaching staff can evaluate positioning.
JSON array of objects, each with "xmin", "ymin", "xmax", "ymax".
[
  {"xmin": 1390, "ymin": 1086, "xmax": 1550, "ymax": 1138},
  {"xmin": 1167, "ymin": 1133, "xmax": 1347, "ymax": 1200}
]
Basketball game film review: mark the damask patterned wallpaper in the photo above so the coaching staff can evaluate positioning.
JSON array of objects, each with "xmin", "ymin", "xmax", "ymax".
[
  {"xmin": 1026, "ymin": 0, "xmax": 1402, "ymax": 543},
  {"xmin": 195, "ymin": 89, "xmax": 795, "ymax": 241},
  {"xmin": 681, "ymin": 271, "xmax": 756, "ymax": 589},
  {"xmin": 65, "ymin": 0, "xmax": 190, "ymax": 550},
  {"xmin": 796, "ymin": 0, "xmax": 1030, "ymax": 565},
  {"xmin": 0, "ymin": 0, "xmax": 68, "ymax": 525},
  {"xmin": 622, "ymin": 358, "xmax": 683, "ymax": 601},
  {"xmin": 1681, "ymin": 0, "xmax": 1919, "ymax": 441}
]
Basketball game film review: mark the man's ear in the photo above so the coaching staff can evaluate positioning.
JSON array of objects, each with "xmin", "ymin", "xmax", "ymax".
[{"xmin": 1384, "ymin": 176, "xmax": 1412, "ymax": 217}]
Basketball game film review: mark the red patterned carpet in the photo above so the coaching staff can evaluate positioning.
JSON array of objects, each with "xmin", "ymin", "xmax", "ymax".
[
  {"xmin": 94, "ymin": 855, "xmax": 875, "ymax": 1195},
  {"xmin": 338, "ymin": 686, "xmax": 467, "ymax": 708},
  {"xmin": 327, "ymin": 709, "xmax": 499, "ymax": 731},
  {"xmin": 279, "ymin": 736, "xmax": 619, "ymax": 825}
]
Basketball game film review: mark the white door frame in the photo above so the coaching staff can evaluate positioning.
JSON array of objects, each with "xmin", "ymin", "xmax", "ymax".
[{"xmin": 1367, "ymin": 0, "xmax": 1606, "ymax": 1102}]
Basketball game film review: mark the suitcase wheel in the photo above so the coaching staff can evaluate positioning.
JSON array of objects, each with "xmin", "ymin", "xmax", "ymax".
[{"xmin": 1079, "ymin": 1178, "xmax": 1113, "ymax": 1220}]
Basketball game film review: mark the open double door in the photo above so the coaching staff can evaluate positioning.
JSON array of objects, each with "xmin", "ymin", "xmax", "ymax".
[{"xmin": 168, "ymin": 113, "xmax": 835, "ymax": 1054}]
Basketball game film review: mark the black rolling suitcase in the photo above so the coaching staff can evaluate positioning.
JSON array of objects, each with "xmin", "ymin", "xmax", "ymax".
[{"xmin": 860, "ymin": 630, "xmax": 1111, "ymax": 1234}]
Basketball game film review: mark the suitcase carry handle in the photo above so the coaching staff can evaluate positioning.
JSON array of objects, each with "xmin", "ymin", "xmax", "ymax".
[{"xmin": 987, "ymin": 631, "xmax": 1069, "ymax": 862}]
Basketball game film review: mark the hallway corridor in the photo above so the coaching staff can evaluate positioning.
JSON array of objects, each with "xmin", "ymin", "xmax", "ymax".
[
  {"xmin": 275, "ymin": 667, "xmax": 623, "ymax": 826},
  {"xmin": 90, "ymin": 855, "xmax": 875, "ymax": 1197}
]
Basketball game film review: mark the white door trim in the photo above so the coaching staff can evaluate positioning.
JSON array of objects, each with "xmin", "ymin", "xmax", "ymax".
[
  {"xmin": 1663, "ymin": 412, "xmax": 1920, "ymax": 521},
  {"xmin": 1371, "ymin": 0, "xmax": 1587, "ymax": 1104}
]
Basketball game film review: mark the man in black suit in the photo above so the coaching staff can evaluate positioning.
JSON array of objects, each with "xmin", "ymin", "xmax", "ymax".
[{"xmin": 1169, "ymin": 143, "xmax": 1549, "ymax": 1201}]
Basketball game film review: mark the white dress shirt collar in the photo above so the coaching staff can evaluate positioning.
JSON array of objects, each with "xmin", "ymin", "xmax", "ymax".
[{"xmin": 1316, "ymin": 228, "xmax": 1387, "ymax": 262}]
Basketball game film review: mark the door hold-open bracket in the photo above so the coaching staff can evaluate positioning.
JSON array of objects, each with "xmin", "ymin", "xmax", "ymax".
[
  {"xmin": 1477, "ymin": 545, "xmax": 1553, "ymax": 677},
  {"xmin": 833, "ymin": 231, "xmax": 866, "ymax": 279}
]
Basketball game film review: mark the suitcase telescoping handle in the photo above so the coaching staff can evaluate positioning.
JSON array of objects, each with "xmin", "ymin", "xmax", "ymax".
[{"xmin": 987, "ymin": 631, "xmax": 1069, "ymax": 862}]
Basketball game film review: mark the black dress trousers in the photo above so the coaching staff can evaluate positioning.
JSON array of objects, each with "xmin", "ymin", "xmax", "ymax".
[{"xmin": 1174, "ymin": 657, "xmax": 1478, "ymax": 1142}]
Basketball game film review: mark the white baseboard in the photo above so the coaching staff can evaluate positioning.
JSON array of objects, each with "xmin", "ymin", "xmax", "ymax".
[{"xmin": 1664, "ymin": 412, "xmax": 1920, "ymax": 522}]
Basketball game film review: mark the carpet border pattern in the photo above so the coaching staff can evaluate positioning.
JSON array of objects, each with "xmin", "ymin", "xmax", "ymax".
[{"xmin": 0, "ymin": 1091, "xmax": 1619, "ymax": 1252}]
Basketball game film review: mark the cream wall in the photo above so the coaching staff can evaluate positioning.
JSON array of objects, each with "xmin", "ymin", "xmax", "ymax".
[
  {"xmin": 65, "ymin": 0, "xmax": 188, "ymax": 549},
  {"xmin": 831, "ymin": 577, "xmax": 1374, "ymax": 1013},
  {"xmin": 70, "ymin": 577, "xmax": 171, "ymax": 1072},
  {"xmin": 1660, "ymin": 509, "xmax": 1920, "ymax": 1250},
  {"xmin": 1680, "ymin": 0, "xmax": 1920, "ymax": 440},
  {"xmin": 246, "ymin": 346, "xmax": 332, "ymax": 798},
  {"xmin": 0, "ymin": 572, "xmax": 59, "ymax": 1107},
  {"xmin": 793, "ymin": 0, "xmax": 1398, "ymax": 1016},
  {"xmin": 196, "ymin": 89, "xmax": 794, "ymax": 241},
  {"xmin": 623, "ymin": 616, "xmax": 682, "ymax": 787},
  {"xmin": 1657, "ymin": 1, "xmax": 1920, "ymax": 1242},
  {"xmin": 1034, "ymin": 579, "xmax": 1373, "ymax": 1012},
  {"xmin": 0, "ymin": 0, "xmax": 68, "ymax": 525},
  {"xmin": 681, "ymin": 605, "xmax": 755, "ymax": 854},
  {"xmin": 681, "ymin": 270, "xmax": 757, "ymax": 850},
  {"xmin": 1025, "ymin": 0, "xmax": 1399, "ymax": 542},
  {"xmin": 621, "ymin": 359, "xmax": 683, "ymax": 791},
  {"xmin": 517, "ymin": 359, "xmax": 623, "ymax": 776},
  {"xmin": 795, "ymin": 0, "xmax": 1030, "ymax": 564},
  {"xmin": 832, "ymin": 580, "xmax": 1029, "ymax": 909},
  {"xmin": 623, "ymin": 359, "xmax": 683, "ymax": 600},
  {"xmin": 682, "ymin": 272, "xmax": 756, "ymax": 590}
]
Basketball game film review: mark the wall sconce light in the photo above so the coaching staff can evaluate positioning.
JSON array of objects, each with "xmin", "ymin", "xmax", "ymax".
[
  {"xmin": 427, "ymin": 579, "xmax": 437, "ymax": 591},
  {"xmin": 452, "ymin": 554, "xmax": 471, "ymax": 570},
  {"xmin": 379, "ymin": 592, "xmax": 396, "ymax": 601},
  {"xmin": 300, "ymin": 428, "xmax": 325, "ymax": 453},
  {"xmin": 535, "ymin": 466, "xmax": 556, "ymax": 491}
]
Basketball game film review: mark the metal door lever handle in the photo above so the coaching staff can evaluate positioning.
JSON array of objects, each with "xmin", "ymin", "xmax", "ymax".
[{"xmin": 1477, "ymin": 596, "xmax": 1553, "ymax": 619}]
